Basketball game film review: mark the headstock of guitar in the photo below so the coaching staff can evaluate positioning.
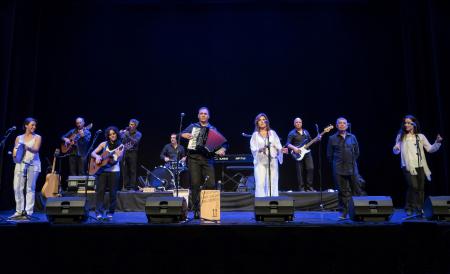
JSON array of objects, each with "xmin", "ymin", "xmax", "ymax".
[{"xmin": 323, "ymin": 125, "xmax": 334, "ymax": 133}]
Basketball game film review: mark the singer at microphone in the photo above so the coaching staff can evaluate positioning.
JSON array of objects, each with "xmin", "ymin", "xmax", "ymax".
[{"xmin": 286, "ymin": 117, "xmax": 316, "ymax": 192}]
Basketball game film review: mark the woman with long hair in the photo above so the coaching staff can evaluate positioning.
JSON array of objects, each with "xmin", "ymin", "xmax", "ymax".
[
  {"xmin": 393, "ymin": 115, "xmax": 443, "ymax": 216},
  {"xmin": 9, "ymin": 117, "xmax": 41, "ymax": 219},
  {"xmin": 250, "ymin": 113, "xmax": 285, "ymax": 197},
  {"xmin": 91, "ymin": 126, "xmax": 124, "ymax": 220}
]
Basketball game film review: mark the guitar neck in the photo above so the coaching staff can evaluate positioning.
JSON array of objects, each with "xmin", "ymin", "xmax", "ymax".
[
  {"xmin": 303, "ymin": 130, "xmax": 327, "ymax": 149},
  {"xmin": 51, "ymin": 156, "xmax": 56, "ymax": 173}
]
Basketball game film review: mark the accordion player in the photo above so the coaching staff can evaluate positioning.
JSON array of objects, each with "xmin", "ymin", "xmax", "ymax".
[{"xmin": 187, "ymin": 126, "xmax": 227, "ymax": 155}]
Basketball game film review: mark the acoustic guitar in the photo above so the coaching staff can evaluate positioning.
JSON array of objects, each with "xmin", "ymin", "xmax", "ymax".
[
  {"xmin": 290, "ymin": 125, "xmax": 334, "ymax": 161},
  {"xmin": 89, "ymin": 144, "xmax": 124, "ymax": 175},
  {"xmin": 61, "ymin": 123, "xmax": 93, "ymax": 154},
  {"xmin": 41, "ymin": 149, "xmax": 61, "ymax": 198}
]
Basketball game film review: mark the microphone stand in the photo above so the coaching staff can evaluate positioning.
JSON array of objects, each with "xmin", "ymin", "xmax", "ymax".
[
  {"xmin": 85, "ymin": 130, "xmax": 101, "ymax": 213},
  {"xmin": 315, "ymin": 124, "xmax": 325, "ymax": 210},
  {"xmin": 0, "ymin": 128, "xmax": 15, "ymax": 191},
  {"xmin": 175, "ymin": 113, "xmax": 185, "ymax": 197},
  {"xmin": 266, "ymin": 134, "xmax": 272, "ymax": 197}
]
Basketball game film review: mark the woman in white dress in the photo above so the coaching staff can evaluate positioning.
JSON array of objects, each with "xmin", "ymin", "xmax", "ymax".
[
  {"xmin": 250, "ymin": 113, "xmax": 286, "ymax": 197},
  {"xmin": 10, "ymin": 117, "xmax": 42, "ymax": 219},
  {"xmin": 393, "ymin": 115, "xmax": 443, "ymax": 216}
]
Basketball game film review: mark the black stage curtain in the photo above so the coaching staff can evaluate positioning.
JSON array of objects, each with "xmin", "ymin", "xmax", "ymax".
[{"xmin": 1, "ymin": 0, "xmax": 449, "ymax": 209}]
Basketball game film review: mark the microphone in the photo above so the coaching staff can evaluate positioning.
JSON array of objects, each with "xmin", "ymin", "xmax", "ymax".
[
  {"xmin": 96, "ymin": 129, "xmax": 102, "ymax": 134},
  {"xmin": 7, "ymin": 126, "xmax": 16, "ymax": 131},
  {"xmin": 180, "ymin": 113, "xmax": 185, "ymax": 117},
  {"xmin": 242, "ymin": 133, "xmax": 252, "ymax": 138}
]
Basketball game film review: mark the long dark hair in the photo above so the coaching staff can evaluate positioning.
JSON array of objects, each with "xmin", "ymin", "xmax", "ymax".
[
  {"xmin": 398, "ymin": 115, "xmax": 420, "ymax": 141},
  {"xmin": 105, "ymin": 126, "xmax": 121, "ymax": 149},
  {"xmin": 254, "ymin": 113, "xmax": 270, "ymax": 132}
]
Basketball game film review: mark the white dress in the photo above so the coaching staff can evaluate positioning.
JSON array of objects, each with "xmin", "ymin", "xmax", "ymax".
[{"xmin": 250, "ymin": 130, "xmax": 283, "ymax": 197}]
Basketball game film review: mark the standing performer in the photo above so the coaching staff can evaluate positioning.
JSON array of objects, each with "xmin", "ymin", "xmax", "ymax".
[
  {"xmin": 9, "ymin": 117, "xmax": 41, "ymax": 219},
  {"xmin": 120, "ymin": 119, "xmax": 142, "ymax": 191},
  {"xmin": 181, "ymin": 107, "xmax": 226, "ymax": 219},
  {"xmin": 393, "ymin": 115, "xmax": 442, "ymax": 216},
  {"xmin": 250, "ymin": 113, "xmax": 285, "ymax": 197},
  {"xmin": 91, "ymin": 126, "xmax": 124, "ymax": 220},
  {"xmin": 61, "ymin": 117, "xmax": 91, "ymax": 175},
  {"xmin": 327, "ymin": 117, "xmax": 360, "ymax": 219},
  {"xmin": 160, "ymin": 133, "xmax": 187, "ymax": 164},
  {"xmin": 286, "ymin": 117, "xmax": 317, "ymax": 192}
]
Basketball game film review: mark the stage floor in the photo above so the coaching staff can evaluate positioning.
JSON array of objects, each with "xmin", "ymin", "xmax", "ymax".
[
  {"xmin": 0, "ymin": 209, "xmax": 443, "ymax": 226},
  {"xmin": 1, "ymin": 210, "xmax": 449, "ymax": 274}
]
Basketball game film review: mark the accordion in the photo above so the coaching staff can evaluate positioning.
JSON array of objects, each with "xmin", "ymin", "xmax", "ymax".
[{"xmin": 187, "ymin": 127, "xmax": 227, "ymax": 154}]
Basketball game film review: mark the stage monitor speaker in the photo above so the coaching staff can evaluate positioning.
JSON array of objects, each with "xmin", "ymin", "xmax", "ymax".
[
  {"xmin": 45, "ymin": 197, "xmax": 88, "ymax": 223},
  {"xmin": 424, "ymin": 196, "xmax": 450, "ymax": 221},
  {"xmin": 349, "ymin": 196, "xmax": 393, "ymax": 222},
  {"xmin": 145, "ymin": 196, "xmax": 187, "ymax": 223},
  {"xmin": 254, "ymin": 197, "xmax": 294, "ymax": 222}
]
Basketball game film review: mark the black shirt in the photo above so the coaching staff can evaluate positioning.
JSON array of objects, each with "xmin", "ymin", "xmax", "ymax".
[
  {"xmin": 326, "ymin": 132, "xmax": 359, "ymax": 176},
  {"xmin": 160, "ymin": 144, "xmax": 186, "ymax": 161},
  {"xmin": 286, "ymin": 129, "xmax": 312, "ymax": 147}
]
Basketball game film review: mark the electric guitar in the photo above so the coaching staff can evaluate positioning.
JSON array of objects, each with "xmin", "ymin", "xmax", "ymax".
[
  {"xmin": 41, "ymin": 149, "xmax": 61, "ymax": 198},
  {"xmin": 61, "ymin": 123, "xmax": 93, "ymax": 154},
  {"xmin": 290, "ymin": 125, "xmax": 334, "ymax": 161},
  {"xmin": 89, "ymin": 144, "xmax": 124, "ymax": 175}
]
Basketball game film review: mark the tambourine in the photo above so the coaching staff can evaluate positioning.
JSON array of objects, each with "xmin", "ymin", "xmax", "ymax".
[{"xmin": 13, "ymin": 143, "xmax": 25, "ymax": 164}]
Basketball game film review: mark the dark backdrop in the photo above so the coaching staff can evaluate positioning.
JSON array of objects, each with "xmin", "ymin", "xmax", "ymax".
[{"xmin": 1, "ymin": 0, "xmax": 448, "ymax": 209}]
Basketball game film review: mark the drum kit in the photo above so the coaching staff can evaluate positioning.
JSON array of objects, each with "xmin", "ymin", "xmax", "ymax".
[{"xmin": 141, "ymin": 161, "xmax": 190, "ymax": 190}]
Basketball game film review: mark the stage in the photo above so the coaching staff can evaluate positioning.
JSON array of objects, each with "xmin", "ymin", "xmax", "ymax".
[
  {"xmin": 34, "ymin": 190, "xmax": 340, "ymax": 212},
  {"xmin": 1, "ymin": 209, "xmax": 449, "ymax": 274}
]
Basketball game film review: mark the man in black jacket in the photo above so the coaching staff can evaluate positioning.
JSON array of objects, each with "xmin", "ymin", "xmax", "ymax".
[{"xmin": 327, "ymin": 117, "xmax": 360, "ymax": 219}]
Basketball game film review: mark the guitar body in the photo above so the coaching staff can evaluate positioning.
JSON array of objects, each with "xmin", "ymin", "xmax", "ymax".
[
  {"xmin": 42, "ymin": 173, "xmax": 60, "ymax": 198},
  {"xmin": 89, "ymin": 144, "xmax": 124, "ymax": 175},
  {"xmin": 41, "ymin": 148, "xmax": 61, "ymax": 198},
  {"xmin": 89, "ymin": 155, "xmax": 114, "ymax": 175},
  {"xmin": 289, "ymin": 125, "xmax": 334, "ymax": 162},
  {"xmin": 61, "ymin": 133, "xmax": 76, "ymax": 154},
  {"xmin": 291, "ymin": 147, "xmax": 311, "ymax": 161},
  {"xmin": 61, "ymin": 123, "xmax": 93, "ymax": 154}
]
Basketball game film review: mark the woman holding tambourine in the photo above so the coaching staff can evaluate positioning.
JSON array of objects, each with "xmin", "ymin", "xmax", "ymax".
[{"xmin": 9, "ymin": 117, "xmax": 42, "ymax": 219}]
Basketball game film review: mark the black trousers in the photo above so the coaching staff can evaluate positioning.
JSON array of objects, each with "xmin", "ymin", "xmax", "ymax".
[
  {"xmin": 402, "ymin": 167, "xmax": 425, "ymax": 212},
  {"xmin": 334, "ymin": 173, "xmax": 359, "ymax": 214},
  {"xmin": 295, "ymin": 154, "xmax": 314, "ymax": 190},
  {"xmin": 95, "ymin": 171, "xmax": 120, "ymax": 214},
  {"xmin": 68, "ymin": 155, "xmax": 87, "ymax": 176},
  {"xmin": 121, "ymin": 150, "xmax": 138, "ymax": 189},
  {"xmin": 187, "ymin": 155, "xmax": 215, "ymax": 212}
]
